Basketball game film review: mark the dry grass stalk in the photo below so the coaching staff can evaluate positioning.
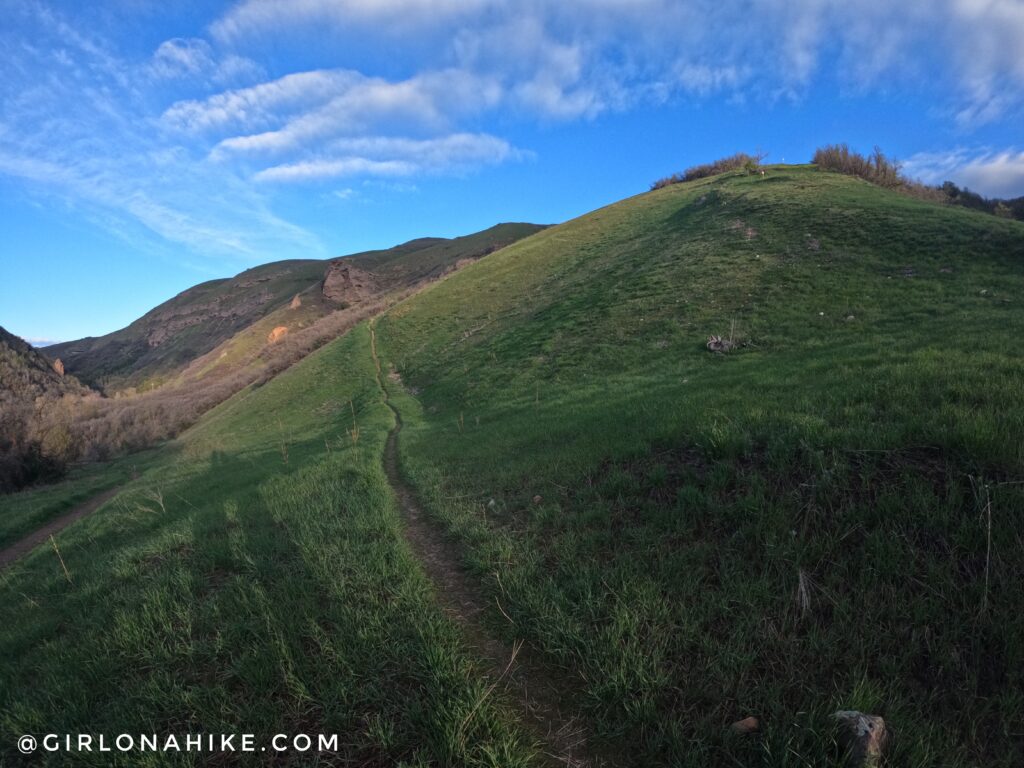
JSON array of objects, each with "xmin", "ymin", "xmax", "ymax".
[
  {"xmin": 50, "ymin": 535, "xmax": 72, "ymax": 584},
  {"xmin": 348, "ymin": 400, "xmax": 360, "ymax": 445}
]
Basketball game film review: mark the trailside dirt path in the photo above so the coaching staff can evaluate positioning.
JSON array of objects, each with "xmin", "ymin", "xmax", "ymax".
[
  {"xmin": 368, "ymin": 321, "xmax": 610, "ymax": 768},
  {"xmin": 0, "ymin": 486, "xmax": 122, "ymax": 569}
]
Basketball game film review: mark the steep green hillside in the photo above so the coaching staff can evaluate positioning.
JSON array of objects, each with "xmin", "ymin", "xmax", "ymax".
[
  {"xmin": 374, "ymin": 165, "xmax": 1024, "ymax": 765},
  {"xmin": 3, "ymin": 166, "xmax": 1022, "ymax": 767},
  {"xmin": 48, "ymin": 223, "xmax": 544, "ymax": 391}
]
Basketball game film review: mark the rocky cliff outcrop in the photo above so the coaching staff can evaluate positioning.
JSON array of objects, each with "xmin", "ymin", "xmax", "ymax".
[{"xmin": 322, "ymin": 262, "xmax": 377, "ymax": 305}]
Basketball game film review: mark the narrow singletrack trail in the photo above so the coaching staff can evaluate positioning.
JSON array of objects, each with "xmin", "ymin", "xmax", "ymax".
[
  {"xmin": 368, "ymin": 321, "xmax": 610, "ymax": 768},
  {"xmin": 0, "ymin": 486, "xmax": 122, "ymax": 570}
]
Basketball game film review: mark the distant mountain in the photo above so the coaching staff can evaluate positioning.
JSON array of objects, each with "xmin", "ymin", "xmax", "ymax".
[{"xmin": 46, "ymin": 223, "xmax": 545, "ymax": 391}]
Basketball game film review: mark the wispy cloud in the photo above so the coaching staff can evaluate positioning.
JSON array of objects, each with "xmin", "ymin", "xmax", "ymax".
[
  {"xmin": 150, "ymin": 37, "xmax": 264, "ymax": 86},
  {"xmin": 205, "ymin": 0, "xmax": 1024, "ymax": 125},
  {"xmin": 162, "ymin": 69, "xmax": 360, "ymax": 134},
  {"xmin": 204, "ymin": 69, "xmax": 503, "ymax": 156},
  {"xmin": 254, "ymin": 133, "xmax": 526, "ymax": 182},
  {"xmin": 0, "ymin": 4, "xmax": 323, "ymax": 263},
  {"xmin": 210, "ymin": 0, "xmax": 489, "ymax": 41},
  {"xmin": 257, "ymin": 158, "xmax": 414, "ymax": 183}
]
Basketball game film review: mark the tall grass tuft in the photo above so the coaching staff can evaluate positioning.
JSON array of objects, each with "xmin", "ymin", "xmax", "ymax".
[{"xmin": 348, "ymin": 400, "xmax": 360, "ymax": 445}]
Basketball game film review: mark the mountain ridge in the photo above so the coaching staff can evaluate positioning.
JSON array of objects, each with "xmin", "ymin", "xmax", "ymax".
[{"xmin": 46, "ymin": 222, "xmax": 545, "ymax": 390}]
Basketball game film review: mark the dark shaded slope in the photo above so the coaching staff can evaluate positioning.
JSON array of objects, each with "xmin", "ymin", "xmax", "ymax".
[
  {"xmin": 1, "ymin": 326, "xmax": 93, "ymax": 491},
  {"xmin": 46, "ymin": 260, "xmax": 326, "ymax": 390},
  {"xmin": 0, "ymin": 326, "xmax": 90, "ymax": 402}
]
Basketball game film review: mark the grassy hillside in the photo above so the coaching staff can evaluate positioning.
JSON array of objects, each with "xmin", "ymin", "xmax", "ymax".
[
  {"xmin": 374, "ymin": 165, "xmax": 1024, "ymax": 765},
  {"xmin": 3, "ymin": 165, "xmax": 1022, "ymax": 766},
  {"xmin": 48, "ymin": 223, "xmax": 544, "ymax": 391},
  {"xmin": 1, "ymin": 326, "xmax": 539, "ymax": 766}
]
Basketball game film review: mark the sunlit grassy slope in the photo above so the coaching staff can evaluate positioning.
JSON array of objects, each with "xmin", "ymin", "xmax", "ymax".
[
  {"xmin": 374, "ymin": 165, "xmax": 1024, "ymax": 765},
  {"xmin": 0, "ymin": 326, "xmax": 539, "ymax": 767}
]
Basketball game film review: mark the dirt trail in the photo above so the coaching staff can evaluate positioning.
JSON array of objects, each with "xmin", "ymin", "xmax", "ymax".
[
  {"xmin": 0, "ymin": 486, "xmax": 122, "ymax": 569},
  {"xmin": 368, "ymin": 321, "xmax": 609, "ymax": 767}
]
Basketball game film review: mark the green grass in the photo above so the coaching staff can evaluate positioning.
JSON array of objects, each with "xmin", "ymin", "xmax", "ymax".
[
  {"xmin": 374, "ymin": 166, "xmax": 1024, "ymax": 765},
  {"xmin": 4, "ymin": 165, "xmax": 1023, "ymax": 766},
  {"xmin": 0, "ymin": 326, "xmax": 538, "ymax": 766},
  {"xmin": 0, "ymin": 452, "xmax": 159, "ymax": 550}
]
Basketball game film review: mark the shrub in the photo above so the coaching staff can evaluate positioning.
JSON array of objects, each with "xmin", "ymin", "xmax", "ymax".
[
  {"xmin": 813, "ymin": 144, "xmax": 1024, "ymax": 222},
  {"xmin": 812, "ymin": 144, "xmax": 902, "ymax": 187},
  {"xmin": 651, "ymin": 152, "xmax": 765, "ymax": 190}
]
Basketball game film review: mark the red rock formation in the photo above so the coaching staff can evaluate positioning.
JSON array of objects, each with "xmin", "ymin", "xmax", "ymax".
[{"xmin": 53, "ymin": 358, "xmax": 65, "ymax": 376}]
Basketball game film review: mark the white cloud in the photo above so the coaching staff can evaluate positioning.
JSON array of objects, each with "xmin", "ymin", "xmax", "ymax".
[
  {"xmin": 150, "ymin": 37, "xmax": 266, "ymax": 86},
  {"xmin": 211, "ymin": 0, "xmax": 489, "ymax": 40},
  {"xmin": 207, "ymin": 69, "xmax": 502, "ymax": 156},
  {"xmin": 163, "ymin": 69, "xmax": 359, "ymax": 133},
  {"xmin": 150, "ymin": 37, "xmax": 265, "ymax": 87},
  {"xmin": 256, "ymin": 158, "xmax": 415, "ymax": 182},
  {"xmin": 206, "ymin": 0, "xmax": 1024, "ymax": 125},
  {"xmin": 959, "ymin": 152, "xmax": 1024, "ymax": 198},
  {"xmin": 675, "ymin": 64, "xmax": 748, "ymax": 96},
  {"xmin": 212, "ymin": 54, "xmax": 266, "ymax": 85},
  {"xmin": 904, "ymin": 148, "xmax": 1024, "ymax": 198},
  {"xmin": 254, "ymin": 132, "xmax": 524, "ymax": 182},
  {"xmin": 151, "ymin": 38, "xmax": 214, "ymax": 79}
]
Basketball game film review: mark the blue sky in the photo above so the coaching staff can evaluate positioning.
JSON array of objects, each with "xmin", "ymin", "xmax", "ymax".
[{"xmin": 2, "ymin": 0, "xmax": 1023, "ymax": 344}]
